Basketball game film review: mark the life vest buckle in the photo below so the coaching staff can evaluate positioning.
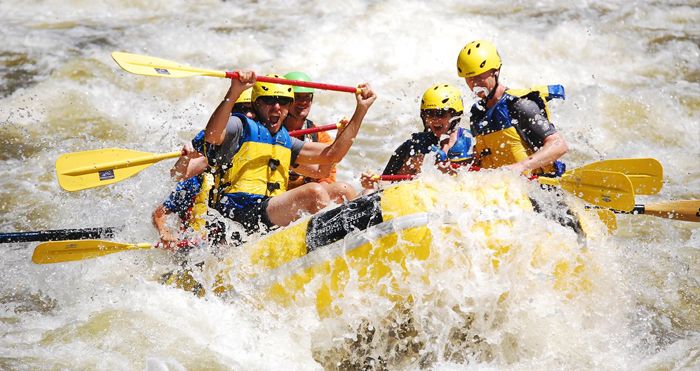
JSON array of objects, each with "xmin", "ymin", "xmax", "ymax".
[
  {"xmin": 266, "ymin": 182, "xmax": 281, "ymax": 193},
  {"xmin": 268, "ymin": 158, "xmax": 280, "ymax": 171}
]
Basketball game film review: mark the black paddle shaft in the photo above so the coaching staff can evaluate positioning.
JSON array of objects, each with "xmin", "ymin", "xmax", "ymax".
[{"xmin": 0, "ymin": 227, "xmax": 117, "ymax": 243}]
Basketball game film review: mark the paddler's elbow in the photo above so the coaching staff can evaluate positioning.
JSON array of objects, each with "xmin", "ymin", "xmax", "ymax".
[
  {"xmin": 544, "ymin": 133, "xmax": 568, "ymax": 158},
  {"xmin": 204, "ymin": 130, "xmax": 223, "ymax": 145},
  {"xmin": 324, "ymin": 147, "xmax": 349, "ymax": 164},
  {"xmin": 317, "ymin": 166, "xmax": 332, "ymax": 178},
  {"xmin": 556, "ymin": 138, "xmax": 569, "ymax": 157}
]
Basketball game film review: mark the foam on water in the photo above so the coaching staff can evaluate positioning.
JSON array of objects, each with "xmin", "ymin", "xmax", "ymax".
[{"xmin": 0, "ymin": 0, "xmax": 698, "ymax": 369}]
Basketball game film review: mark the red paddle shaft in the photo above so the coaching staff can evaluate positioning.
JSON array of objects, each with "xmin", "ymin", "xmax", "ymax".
[
  {"xmin": 224, "ymin": 72, "xmax": 359, "ymax": 94},
  {"xmin": 289, "ymin": 123, "xmax": 342, "ymax": 137}
]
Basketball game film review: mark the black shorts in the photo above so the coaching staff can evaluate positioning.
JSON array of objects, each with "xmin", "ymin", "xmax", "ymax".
[{"xmin": 219, "ymin": 197, "xmax": 275, "ymax": 235}]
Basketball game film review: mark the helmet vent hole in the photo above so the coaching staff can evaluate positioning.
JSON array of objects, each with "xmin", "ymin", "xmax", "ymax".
[
  {"xmin": 262, "ymin": 86, "xmax": 269, "ymax": 91},
  {"xmin": 476, "ymin": 43, "xmax": 481, "ymax": 48},
  {"xmin": 480, "ymin": 60, "xmax": 486, "ymax": 68},
  {"xmin": 467, "ymin": 48, "xmax": 471, "ymax": 55},
  {"xmin": 441, "ymin": 98, "xmax": 449, "ymax": 104}
]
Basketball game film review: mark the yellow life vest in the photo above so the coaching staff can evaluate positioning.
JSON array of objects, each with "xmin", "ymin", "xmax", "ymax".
[
  {"xmin": 470, "ymin": 85, "xmax": 565, "ymax": 174},
  {"xmin": 214, "ymin": 114, "xmax": 294, "ymax": 210},
  {"xmin": 188, "ymin": 172, "xmax": 214, "ymax": 233}
]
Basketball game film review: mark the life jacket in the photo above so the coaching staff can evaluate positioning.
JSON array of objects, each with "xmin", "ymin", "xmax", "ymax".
[
  {"xmin": 470, "ymin": 84, "xmax": 565, "ymax": 175},
  {"xmin": 302, "ymin": 119, "xmax": 320, "ymax": 143},
  {"xmin": 433, "ymin": 127, "xmax": 474, "ymax": 163},
  {"xmin": 188, "ymin": 173, "xmax": 214, "ymax": 232},
  {"xmin": 214, "ymin": 113, "xmax": 294, "ymax": 210},
  {"xmin": 289, "ymin": 119, "xmax": 320, "ymax": 186}
]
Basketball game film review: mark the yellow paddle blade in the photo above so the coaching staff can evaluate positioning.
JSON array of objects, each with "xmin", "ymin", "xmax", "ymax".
[
  {"xmin": 112, "ymin": 52, "xmax": 227, "ymax": 78},
  {"xmin": 56, "ymin": 148, "xmax": 180, "ymax": 191},
  {"xmin": 595, "ymin": 208, "xmax": 618, "ymax": 233},
  {"xmin": 642, "ymin": 200, "xmax": 700, "ymax": 222},
  {"xmin": 538, "ymin": 170, "xmax": 636, "ymax": 212},
  {"xmin": 32, "ymin": 239, "xmax": 152, "ymax": 264},
  {"xmin": 582, "ymin": 158, "xmax": 663, "ymax": 195}
]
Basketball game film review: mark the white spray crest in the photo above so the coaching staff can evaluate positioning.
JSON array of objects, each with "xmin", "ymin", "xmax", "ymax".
[{"xmin": 472, "ymin": 86, "xmax": 490, "ymax": 97}]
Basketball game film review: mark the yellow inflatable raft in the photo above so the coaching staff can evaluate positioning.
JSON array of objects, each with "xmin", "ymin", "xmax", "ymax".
[{"xmin": 168, "ymin": 175, "xmax": 601, "ymax": 317}]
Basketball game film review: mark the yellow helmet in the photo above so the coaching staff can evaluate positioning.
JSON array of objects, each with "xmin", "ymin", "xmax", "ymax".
[
  {"xmin": 251, "ymin": 74, "xmax": 295, "ymax": 102},
  {"xmin": 420, "ymin": 84, "xmax": 464, "ymax": 114},
  {"xmin": 235, "ymin": 87, "xmax": 252, "ymax": 104},
  {"xmin": 456, "ymin": 40, "xmax": 502, "ymax": 78}
]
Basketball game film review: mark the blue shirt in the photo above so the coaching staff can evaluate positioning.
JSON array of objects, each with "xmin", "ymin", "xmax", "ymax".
[
  {"xmin": 162, "ymin": 130, "xmax": 208, "ymax": 216},
  {"xmin": 163, "ymin": 176, "xmax": 202, "ymax": 216}
]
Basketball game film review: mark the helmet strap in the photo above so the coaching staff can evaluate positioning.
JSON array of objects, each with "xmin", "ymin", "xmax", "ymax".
[
  {"xmin": 483, "ymin": 69, "xmax": 500, "ymax": 104},
  {"xmin": 448, "ymin": 114, "xmax": 461, "ymax": 132}
]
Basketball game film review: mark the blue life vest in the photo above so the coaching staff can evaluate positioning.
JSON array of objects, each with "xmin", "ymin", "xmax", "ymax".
[
  {"xmin": 432, "ymin": 127, "xmax": 474, "ymax": 163},
  {"xmin": 214, "ymin": 113, "xmax": 294, "ymax": 213}
]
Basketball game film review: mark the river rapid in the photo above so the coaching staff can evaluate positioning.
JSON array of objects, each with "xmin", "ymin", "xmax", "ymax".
[{"xmin": 0, "ymin": 0, "xmax": 698, "ymax": 369}]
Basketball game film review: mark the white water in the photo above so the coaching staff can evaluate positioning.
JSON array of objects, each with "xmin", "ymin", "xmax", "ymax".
[{"xmin": 0, "ymin": 0, "xmax": 698, "ymax": 369}]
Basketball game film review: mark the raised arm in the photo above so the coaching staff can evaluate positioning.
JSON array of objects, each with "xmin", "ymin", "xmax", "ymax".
[
  {"xmin": 205, "ymin": 71, "xmax": 256, "ymax": 145},
  {"xmin": 295, "ymin": 83, "xmax": 376, "ymax": 164}
]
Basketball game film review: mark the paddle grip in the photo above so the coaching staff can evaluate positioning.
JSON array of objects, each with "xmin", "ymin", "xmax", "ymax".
[{"xmin": 225, "ymin": 71, "xmax": 359, "ymax": 94}]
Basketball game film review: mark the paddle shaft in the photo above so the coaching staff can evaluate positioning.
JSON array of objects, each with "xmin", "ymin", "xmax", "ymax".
[
  {"xmin": 586, "ymin": 200, "xmax": 699, "ymax": 222},
  {"xmin": 289, "ymin": 123, "xmax": 342, "ymax": 137},
  {"xmin": 225, "ymin": 72, "xmax": 358, "ymax": 94},
  {"xmin": 0, "ymin": 227, "xmax": 117, "ymax": 243},
  {"xmin": 378, "ymin": 174, "xmax": 415, "ymax": 181},
  {"xmin": 112, "ymin": 52, "xmax": 359, "ymax": 94},
  {"xmin": 62, "ymin": 123, "xmax": 342, "ymax": 179},
  {"xmin": 618, "ymin": 201, "xmax": 698, "ymax": 222},
  {"xmin": 62, "ymin": 151, "xmax": 180, "ymax": 176},
  {"xmin": 376, "ymin": 166, "xmax": 481, "ymax": 182}
]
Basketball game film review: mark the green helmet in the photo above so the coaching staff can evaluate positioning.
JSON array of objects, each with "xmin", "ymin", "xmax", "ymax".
[{"xmin": 284, "ymin": 71, "xmax": 315, "ymax": 94}]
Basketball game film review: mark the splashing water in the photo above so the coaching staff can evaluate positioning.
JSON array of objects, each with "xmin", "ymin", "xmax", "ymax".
[{"xmin": 1, "ymin": 0, "xmax": 698, "ymax": 369}]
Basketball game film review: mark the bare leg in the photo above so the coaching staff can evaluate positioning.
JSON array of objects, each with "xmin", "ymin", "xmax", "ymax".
[
  {"xmin": 266, "ymin": 182, "xmax": 331, "ymax": 226},
  {"xmin": 321, "ymin": 181, "xmax": 357, "ymax": 203}
]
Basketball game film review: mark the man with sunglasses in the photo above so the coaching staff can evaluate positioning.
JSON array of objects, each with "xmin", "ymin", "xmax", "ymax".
[
  {"xmin": 202, "ymin": 72, "xmax": 375, "ymax": 234},
  {"xmin": 457, "ymin": 40, "xmax": 568, "ymax": 176},
  {"xmin": 361, "ymin": 83, "xmax": 472, "ymax": 189}
]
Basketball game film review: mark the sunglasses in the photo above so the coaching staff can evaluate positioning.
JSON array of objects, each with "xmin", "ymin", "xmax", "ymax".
[
  {"xmin": 421, "ymin": 109, "xmax": 451, "ymax": 118},
  {"xmin": 294, "ymin": 93, "xmax": 314, "ymax": 103},
  {"xmin": 258, "ymin": 96, "xmax": 293, "ymax": 106},
  {"xmin": 232, "ymin": 103, "xmax": 254, "ymax": 114}
]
